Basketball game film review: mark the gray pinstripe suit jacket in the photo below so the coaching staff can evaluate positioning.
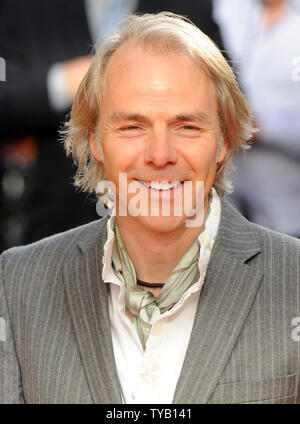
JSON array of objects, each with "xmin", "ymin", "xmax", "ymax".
[{"xmin": 1, "ymin": 200, "xmax": 300, "ymax": 404}]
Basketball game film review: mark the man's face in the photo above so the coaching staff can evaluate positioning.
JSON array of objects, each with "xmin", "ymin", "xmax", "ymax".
[{"xmin": 96, "ymin": 42, "xmax": 227, "ymax": 233}]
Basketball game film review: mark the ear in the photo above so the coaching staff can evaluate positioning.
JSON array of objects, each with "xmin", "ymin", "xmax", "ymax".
[
  {"xmin": 89, "ymin": 131, "xmax": 103, "ymax": 163},
  {"xmin": 217, "ymin": 135, "xmax": 229, "ymax": 165}
]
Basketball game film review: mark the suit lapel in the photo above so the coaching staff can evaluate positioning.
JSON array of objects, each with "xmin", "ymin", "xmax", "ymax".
[
  {"xmin": 63, "ymin": 218, "xmax": 123, "ymax": 404},
  {"xmin": 173, "ymin": 200, "xmax": 263, "ymax": 404},
  {"xmin": 62, "ymin": 201, "xmax": 263, "ymax": 404}
]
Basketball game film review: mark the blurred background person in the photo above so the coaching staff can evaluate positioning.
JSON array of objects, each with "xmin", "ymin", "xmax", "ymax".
[
  {"xmin": 0, "ymin": 0, "xmax": 99, "ymax": 252},
  {"xmin": 213, "ymin": 0, "xmax": 300, "ymax": 237},
  {"xmin": 0, "ymin": 0, "xmax": 224, "ymax": 252}
]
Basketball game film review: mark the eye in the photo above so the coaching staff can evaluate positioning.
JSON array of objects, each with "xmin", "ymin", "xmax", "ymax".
[
  {"xmin": 176, "ymin": 124, "xmax": 203, "ymax": 136},
  {"xmin": 182, "ymin": 125, "xmax": 200, "ymax": 130},
  {"xmin": 120, "ymin": 125, "xmax": 143, "ymax": 132},
  {"xmin": 116, "ymin": 125, "xmax": 145, "ymax": 139}
]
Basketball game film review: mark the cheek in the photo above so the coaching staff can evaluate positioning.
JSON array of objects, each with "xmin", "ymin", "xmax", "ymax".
[
  {"xmin": 181, "ymin": 146, "xmax": 218, "ymax": 178},
  {"xmin": 103, "ymin": 140, "xmax": 144, "ymax": 172},
  {"xmin": 101, "ymin": 149, "xmax": 134, "ymax": 186}
]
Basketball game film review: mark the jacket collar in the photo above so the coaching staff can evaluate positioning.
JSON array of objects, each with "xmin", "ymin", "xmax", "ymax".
[
  {"xmin": 173, "ymin": 199, "xmax": 263, "ymax": 403},
  {"xmin": 65, "ymin": 199, "xmax": 262, "ymax": 403},
  {"xmin": 76, "ymin": 199, "xmax": 261, "ymax": 263},
  {"xmin": 63, "ymin": 216, "xmax": 123, "ymax": 404}
]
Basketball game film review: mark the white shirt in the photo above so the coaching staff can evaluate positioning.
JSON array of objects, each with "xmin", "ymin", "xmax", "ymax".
[{"xmin": 101, "ymin": 188, "xmax": 221, "ymax": 404}]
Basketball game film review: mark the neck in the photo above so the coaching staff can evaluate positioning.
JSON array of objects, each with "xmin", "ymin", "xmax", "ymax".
[{"xmin": 116, "ymin": 203, "xmax": 208, "ymax": 284}]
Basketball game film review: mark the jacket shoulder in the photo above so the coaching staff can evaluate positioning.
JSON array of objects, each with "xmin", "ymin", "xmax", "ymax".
[
  {"xmin": 219, "ymin": 199, "xmax": 300, "ymax": 268},
  {"xmin": 0, "ymin": 217, "xmax": 108, "ymax": 281},
  {"xmin": 252, "ymin": 222, "xmax": 300, "ymax": 273},
  {"xmin": 253, "ymin": 222, "xmax": 300, "ymax": 249}
]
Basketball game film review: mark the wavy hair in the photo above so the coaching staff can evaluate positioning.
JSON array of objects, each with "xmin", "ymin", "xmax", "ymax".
[{"xmin": 62, "ymin": 12, "xmax": 257, "ymax": 197}]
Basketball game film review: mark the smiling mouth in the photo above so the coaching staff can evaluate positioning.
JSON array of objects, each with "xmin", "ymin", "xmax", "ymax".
[{"xmin": 137, "ymin": 180, "xmax": 183, "ymax": 191}]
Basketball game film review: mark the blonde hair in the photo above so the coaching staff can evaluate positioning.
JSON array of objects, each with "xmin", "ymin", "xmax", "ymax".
[{"xmin": 62, "ymin": 12, "xmax": 256, "ymax": 197}]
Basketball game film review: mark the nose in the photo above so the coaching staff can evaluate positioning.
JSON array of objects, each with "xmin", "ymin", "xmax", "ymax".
[{"xmin": 144, "ymin": 126, "xmax": 178, "ymax": 168}]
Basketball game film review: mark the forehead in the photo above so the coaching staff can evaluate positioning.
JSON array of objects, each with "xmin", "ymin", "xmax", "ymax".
[{"xmin": 100, "ymin": 41, "xmax": 218, "ymax": 120}]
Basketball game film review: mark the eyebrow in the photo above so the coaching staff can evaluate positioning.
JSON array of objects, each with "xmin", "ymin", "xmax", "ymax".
[
  {"xmin": 173, "ymin": 112, "xmax": 215, "ymax": 128},
  {"xmin": 108, "ymin": 111, "xmax": 215, "ymax": 127}
]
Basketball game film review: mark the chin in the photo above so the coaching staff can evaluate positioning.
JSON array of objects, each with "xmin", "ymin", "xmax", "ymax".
[{"xmin": 136, "ymin": 214, "xmax": 186, "ymax": 234}]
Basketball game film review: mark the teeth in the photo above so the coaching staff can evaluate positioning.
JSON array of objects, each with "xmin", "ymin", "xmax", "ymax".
[
  {"xmin": 168, "ymin": 181, "xmax": 181, "ymax": 189},
  {"xmin": 151, "ymin": 182, "xmax": 163, "ymax": 190},
  {"xmin": 139, "ymin": 181, "xmax": 151, "ymax": 188},
  {"xmin": 138, "ymin": 180, "xmax": 182, "ymax": 190},
  {"xmin": 149, "ymin": 181, "xmax": 181, "ymax": 190}
]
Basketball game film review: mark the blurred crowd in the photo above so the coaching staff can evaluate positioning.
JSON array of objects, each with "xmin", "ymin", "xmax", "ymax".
[
  {"xmin": 0, "ymin": 0, "xmax": 299, "ymax": 253},
  {"xmin": 214, "ymin": 0, "xmax": 300, "ymax": 238}
]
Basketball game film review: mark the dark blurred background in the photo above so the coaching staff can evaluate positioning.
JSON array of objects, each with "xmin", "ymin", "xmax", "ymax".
[{"xmin": 0, "ymin": 0, "xmax": 299, "ymax": 253}]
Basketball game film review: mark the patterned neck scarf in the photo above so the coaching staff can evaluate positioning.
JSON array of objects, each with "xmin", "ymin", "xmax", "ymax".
[{"xmin": 112, "ymin": 224, "xmax": 201, "ymax": 350}]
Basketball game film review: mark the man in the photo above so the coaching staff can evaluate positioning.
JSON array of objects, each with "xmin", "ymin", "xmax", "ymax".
[
  {"xmin": 0, "ymin": 0, "xmax": 222, "ymax": 251},
  {"xmin": 1, "ymin": 12, "xmax": 300, "ymax": 404}
]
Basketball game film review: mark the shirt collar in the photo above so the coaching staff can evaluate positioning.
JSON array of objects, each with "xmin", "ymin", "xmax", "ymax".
[{"xmin": 102, "ymin": 187, "xmax": 221, "ymax": 283}]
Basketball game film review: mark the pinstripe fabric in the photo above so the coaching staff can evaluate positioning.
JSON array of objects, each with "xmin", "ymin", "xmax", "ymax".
[
  {"xmin": 63, "ymin": 239, "xmax": 123, "ymax": 403},
  {"xmin": 174, "ymin": 202, "xmax": 300, "ymax": 404},
  {"xmin": 0, "ymin": 200, "xmax": 300, "ymax": 403}
]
